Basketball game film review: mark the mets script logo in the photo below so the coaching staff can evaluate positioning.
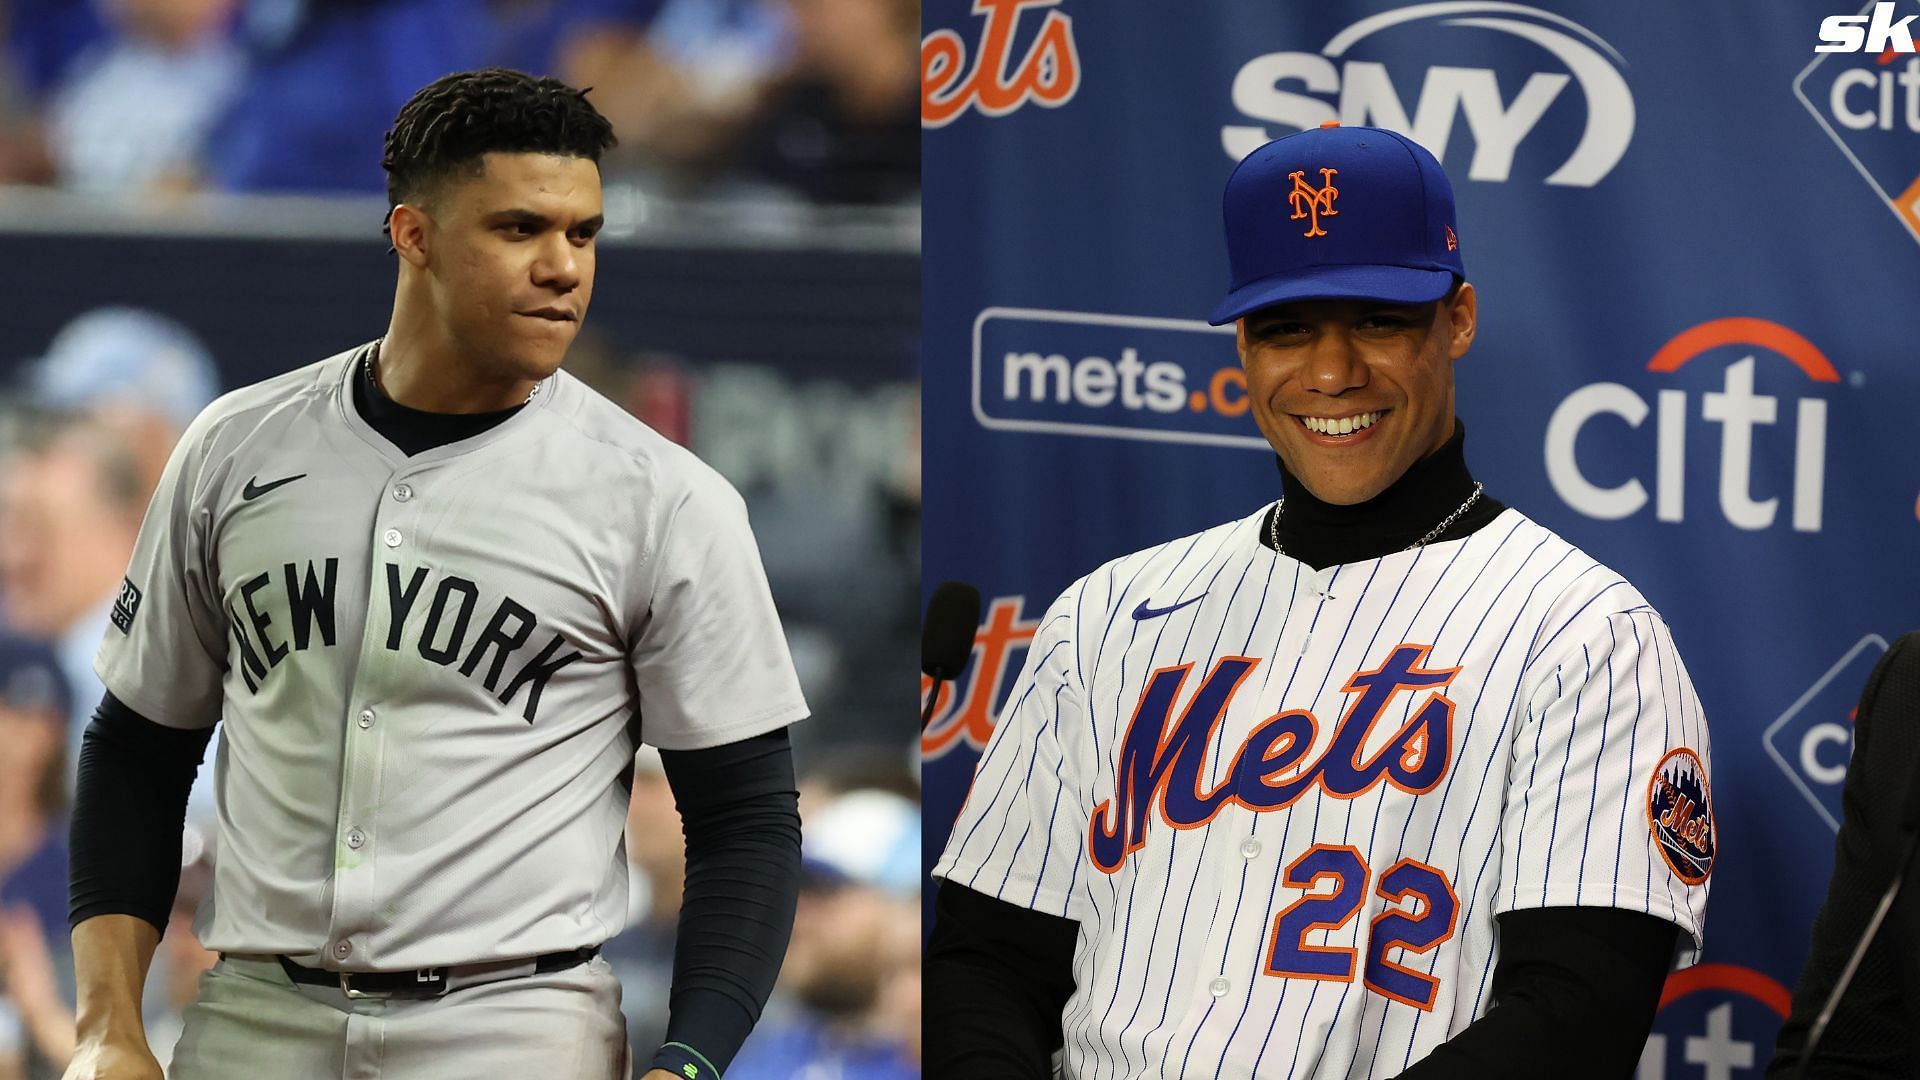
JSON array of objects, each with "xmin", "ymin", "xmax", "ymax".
[
  {"xmin": 922, "ymin": 0, "xmax": 1081, "ymax": 128},
  {"xmin": 1288, "ymin": 168, "xmax": 1340, "ymax": 236},
  {"xmin": 1648, "ymin": 748, "xmax": 1715, "ymax": 885},
  {"xmin": 1089, "ymin": 644, "xmax": 1459, "ymax": 874}
]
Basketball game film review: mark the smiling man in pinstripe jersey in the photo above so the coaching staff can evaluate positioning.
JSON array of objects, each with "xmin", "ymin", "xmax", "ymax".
[{"xmin": 926, "ymin": 124, "xmax": 1715, "ymax": 1080}]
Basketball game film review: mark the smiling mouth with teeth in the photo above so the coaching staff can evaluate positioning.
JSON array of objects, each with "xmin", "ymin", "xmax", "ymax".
[{"xmin": 1299, "ymin": 411, "xmax": 1384, "ymax": 436}]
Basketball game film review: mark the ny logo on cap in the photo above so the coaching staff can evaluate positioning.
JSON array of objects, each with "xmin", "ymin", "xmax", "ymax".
[{"xmin": 1288, "ymin": 168, "xmax": 1340, "ymax": 237}]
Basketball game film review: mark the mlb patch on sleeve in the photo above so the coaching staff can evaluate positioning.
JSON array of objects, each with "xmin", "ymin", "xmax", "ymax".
[{"xmin": 110, "ymin": 578, "xmax": 143, "ymax": 634}]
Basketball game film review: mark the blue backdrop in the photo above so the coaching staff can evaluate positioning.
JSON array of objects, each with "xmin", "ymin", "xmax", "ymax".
[{"xmin": 920, "ymin": 1, "xmax": 1920, "ymax": 1073}]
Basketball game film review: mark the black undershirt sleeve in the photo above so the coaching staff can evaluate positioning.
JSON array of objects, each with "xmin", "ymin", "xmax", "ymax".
[
  {"xmin": 68, "ymin": 692, "xmax": 214, "ymax": 934},
  {"xmin": 648, "ymin": 728, "xmax": 803, "ymax": 1079},
  {"xmin": 1396, "ymin": 906, "xmax": 1679, "ymax": 1079},
  {"xmin": 924, "ymin": 880, "xmax": 1078, "ymax": 1079},
  {"xmin": 922, "ymin": 880, "xmax": 1677, "ymax": 1079}
]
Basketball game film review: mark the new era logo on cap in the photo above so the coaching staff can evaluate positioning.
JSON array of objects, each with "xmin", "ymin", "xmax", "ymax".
[{"xmin": 1209, "ymin": 124, "xmax": 1465, "ymax": 325}]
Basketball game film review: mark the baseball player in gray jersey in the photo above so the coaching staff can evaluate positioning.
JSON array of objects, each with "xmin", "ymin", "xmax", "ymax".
[
  {"xmin": 927, "ymin": 125, "xmax": 1714, "ymax": 1079},
  {"xmin": 63, "ymin": 70, "xmax": 808, "ymax": 1080}
]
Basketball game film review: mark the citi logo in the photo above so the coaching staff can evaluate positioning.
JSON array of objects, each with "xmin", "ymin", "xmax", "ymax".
[
  {"xmin": 1545, "ymin": 319, "xmax": 1842, "ymax": 533},
  {"xmin": 1816, "ymin": 2, "xmax": 1918, "ymax": 52},
  {"xmin": 922, "ymin": 0, "xmax": 1081, "ymax": 128},
  {"xmin": 1221, "ymin": 2, "xmax": 1634, "ymax": 187}
]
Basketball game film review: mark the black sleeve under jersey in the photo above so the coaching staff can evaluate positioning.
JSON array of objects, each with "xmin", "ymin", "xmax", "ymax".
[
  {"xmin": 646, "ymin": 728, "xmax": 803, "ymax": 1080},
  {"xmin": 922, "ymin": 879, "xmax": 1677, "ymax": 1080},
  {"xmin": 1395, "ymin": 906, "xmax": 1679, "ymax": 1078},
  {"xmin": 68, "ymin": 692, "xmax": 214, "ymax": 933}
]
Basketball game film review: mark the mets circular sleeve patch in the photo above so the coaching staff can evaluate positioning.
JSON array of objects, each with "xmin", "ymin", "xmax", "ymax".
[{"xmin": 1649, "ymin": 747, "xmax": 1714, "ymax": 885}]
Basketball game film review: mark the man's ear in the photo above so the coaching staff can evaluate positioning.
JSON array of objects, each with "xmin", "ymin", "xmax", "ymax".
[
  {"xmin": 1445, "ymin": 281, "xmax": 1477, "ymax": 361},
  {"xmin": 389, "ymin": 203, "xmax": 432, "ymax": 268}
]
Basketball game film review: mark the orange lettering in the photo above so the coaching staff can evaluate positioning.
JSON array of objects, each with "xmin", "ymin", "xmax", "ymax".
[
  {"xmin": 921, "ymin": 596, "xmax": 1042, "ymax": 757},
  {"xmin": 920, "ymin": 0, "xmax": 1081, "ymax": 127}
]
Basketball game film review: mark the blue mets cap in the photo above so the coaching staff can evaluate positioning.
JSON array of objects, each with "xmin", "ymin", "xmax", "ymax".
[
  {"xmin": 1208, "ymin": 124, "xmax": 1464, "ymax": 325},
  {"xmin": 0, "ymin": 633, "xmax": 70, "ymax": 722}
]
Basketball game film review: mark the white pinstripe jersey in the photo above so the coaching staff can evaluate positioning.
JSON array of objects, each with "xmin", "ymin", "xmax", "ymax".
[
  {"xmin": 934, "ymin": 505, "xmax": 1712, "ymax": 1079},
  {"xmin": 96, "ymin": 342, "xmax": 809, "ymax": 970}
]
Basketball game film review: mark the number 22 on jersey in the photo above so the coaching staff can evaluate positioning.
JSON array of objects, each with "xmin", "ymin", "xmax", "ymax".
[{"xmin": 1265, "ymin": 845, "xmax": 1459, "ymax": 1010}]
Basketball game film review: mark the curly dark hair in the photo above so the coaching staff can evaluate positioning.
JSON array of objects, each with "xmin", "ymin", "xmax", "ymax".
[{"xmin": 381, "ymin": 68, "xmax": 617, "ymax": 242}]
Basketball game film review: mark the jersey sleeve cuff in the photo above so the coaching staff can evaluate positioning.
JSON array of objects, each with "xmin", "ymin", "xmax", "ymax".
[
  {"xmin": 639, "ymin": 699, "xmax": 809, "ymax": 752},
  {"xmin": 930, "ymin": 853, "xmax": 1075, "ymax": 920},
  {"xmin": 1494, "ymin": 883, "xmax": 1705, "ymax": 967}
]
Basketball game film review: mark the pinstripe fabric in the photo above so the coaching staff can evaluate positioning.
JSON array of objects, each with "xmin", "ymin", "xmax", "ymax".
[{"xmin": 931, "ymin": 506, "xmax": 1711, "ymax": 1079}]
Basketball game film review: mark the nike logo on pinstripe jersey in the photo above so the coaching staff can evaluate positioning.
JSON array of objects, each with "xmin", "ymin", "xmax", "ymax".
[{"xmin": 1131, "ymin": 593, "xmax": 1207, "ymax": 620}]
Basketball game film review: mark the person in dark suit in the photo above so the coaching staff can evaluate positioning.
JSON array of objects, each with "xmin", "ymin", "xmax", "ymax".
[{"xmin": 1771, "ymin": 631, "xmax": 1920, "ymax": 1076}]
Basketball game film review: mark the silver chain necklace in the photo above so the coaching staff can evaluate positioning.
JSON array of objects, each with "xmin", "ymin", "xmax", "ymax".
[
  {"xmin": 1267, "ymin": 480, "xmax": 1485, "ymax": 558},
  {"xmin": 364, "ymin": 346, "xmax": 542, "ymax": 406}
]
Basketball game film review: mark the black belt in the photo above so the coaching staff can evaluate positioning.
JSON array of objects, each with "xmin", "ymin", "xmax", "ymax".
[{"xmin": 267, "ymin": 945, "xmax": 599, "ymax": 999}]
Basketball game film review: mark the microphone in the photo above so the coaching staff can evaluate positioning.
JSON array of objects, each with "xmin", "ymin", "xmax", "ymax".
[
  {"xmin": 1792, "ymin": 759, "xmax": 1920, "ymax": 1079},
  {"xmin": 921, "ymin": 581, "xmax": 982, "ymax": 731}
]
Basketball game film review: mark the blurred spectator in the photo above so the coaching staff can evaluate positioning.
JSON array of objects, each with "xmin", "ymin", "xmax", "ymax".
[
  {"xmin": 556, "ymin": 0, "xmax": 780, "ymax": 183},
  {"xmin": 0, "ymin": 417, "xmax": 147, "ymax": 812},
  {"xmin": 726, "ymin": 789, "xmax": 919, "ymax": 1080},
  {"xmin": 37, "ymin": 0, "xmax": 245, "ymax": 196},
  {"xmin": 729, "ymin": 0, "xmax": 918, "ymax": 204},
  {"xmin": 10, "ymin": 308, "xmax": 224, "ymax": 818},
  {"xmin": 202, "ymin": 0, "xmax": 617, "ymax": 194},
  {"xmin": 0, "ymin": 633, "xmax": 78, "ymax": 1080},
  {"xmin": 25, "ymin": 306, "xmax": 222, "ymax": 498}
]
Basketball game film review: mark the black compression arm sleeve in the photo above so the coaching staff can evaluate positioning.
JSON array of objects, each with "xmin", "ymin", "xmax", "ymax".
[
  {"xmin": 924, "ymin": 880, "xmax": 1079, "ymax": 1079},
  {"xmin": 68, "ymin": 692, "xmax": 214, "ymax": 934},
  {"xmin": 649, "ymin": 728, "xmax": 802, "ymax": 1078},
  {"xmin": 1394, "ymin": 906, "xmax": 1679, "ymax": 1079}
]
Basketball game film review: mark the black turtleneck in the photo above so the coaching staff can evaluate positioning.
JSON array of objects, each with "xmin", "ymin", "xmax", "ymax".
[
  {"xmin": 925, "ymin": 426, "xmax": 1682, "ymax": 1079},
  {"xmin": 1262, "ymin": 420, "xmax": 1507, "ymax": 570}
]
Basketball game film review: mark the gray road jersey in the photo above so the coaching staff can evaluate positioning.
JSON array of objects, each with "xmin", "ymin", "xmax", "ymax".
[{"xmin": 97, "ymin": 342, "xmax": 808, "ymax": 969}]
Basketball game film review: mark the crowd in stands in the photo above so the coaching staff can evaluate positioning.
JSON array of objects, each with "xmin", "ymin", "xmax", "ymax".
[
  {"xmin": 0, "ymin": 302, "xmax": 922, "ymax": 1078},
  {"xmin": 0, "ymin": 0, "xmax": 919, "ymax": 206}
]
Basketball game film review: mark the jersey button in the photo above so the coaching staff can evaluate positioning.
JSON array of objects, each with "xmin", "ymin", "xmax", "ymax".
[
  {"xmin": 346, "ymin": 828, "xmax": 366, "ymax": 849},
  {"xmin": 357, "ymin": 709, "xmax": 375, "ymax": 729},
  {"xmin": 332, "ymin": 941, "xmax": 352, "ymax": 960},
  {"xmin": 383, "ymin": 528, "xmax": 403, "ymax": 548},
  {"xmin": 1208, "ymin": 977, "xmax": 1230, "ymax": 998},
  {"xmin": 1240, "ymin": 838, "xmax": 1261, "ymax": 859},
  {"xmin": 392, "ymin": 483, "xmax": 413, "ymax": 502}
]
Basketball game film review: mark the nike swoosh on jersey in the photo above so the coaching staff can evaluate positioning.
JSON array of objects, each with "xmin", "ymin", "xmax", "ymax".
[
  {"xmin": 1131, "ymin": 594, "xmax": 1207, "ymax": 620},
  {"xmin": 242, "ymin": 473, "xmax": 307, "ymax": 500}
]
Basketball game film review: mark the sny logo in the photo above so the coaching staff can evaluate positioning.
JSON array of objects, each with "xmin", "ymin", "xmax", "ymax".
[
  {"xmin": 1288, "ymin": 168, "xmax": 1340, "ymax": 236},
  {"xmin": 922, "ymin": 0, "xmax": 1081, "ymax": 128},
  {"xmin": 1223, "ymin": 2, "xmax": 1634, "ymax": 187},
  {"xmin": 1088, "ymin": 644, "xmax": 1458, "ymax": 875},
  {"xmin": 1817, "ymin": 2, "xmax": 1919, "ymax": 52}
]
